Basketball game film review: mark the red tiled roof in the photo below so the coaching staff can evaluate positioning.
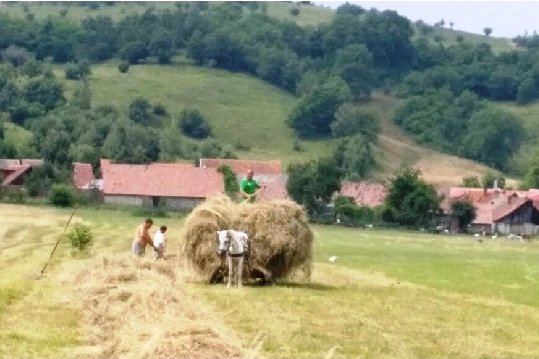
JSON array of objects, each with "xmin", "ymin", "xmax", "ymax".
[
  {"xmin": 492, "ymin": 197, "xmax": 529, "ymax": 222},
  {"xmin": 101, "ymin": 159, "xmax": 224, "ymax": 198},
  {"xmin": 199, "ymin": 158, "xmax": 282, "ymax": 175},
  {"xmin": 73, "ymin": 163, "xmax": 95, "ymax": 189},
  {"xmin": 2, "ymin": 164, "xmax": 32, "ymax": 186},
  {"xmin": 0, "ymin": 159, "xmax": 23, "ymax": 170},
  {"xmin": 339, "ymin": 181, "xmax": 387, "ymax": 208},
  {"xmin": 257, "ymin": 176, "xmax": 289, "ymax": 201}
]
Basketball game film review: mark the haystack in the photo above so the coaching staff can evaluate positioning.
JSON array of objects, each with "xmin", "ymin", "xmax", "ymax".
[{"xmin": 179, "ymin": 195, "xmax": 313, "ymax": 283}]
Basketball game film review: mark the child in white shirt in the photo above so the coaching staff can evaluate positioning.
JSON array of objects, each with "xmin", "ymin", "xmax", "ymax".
[{"xmin": 153, "ymin": 225, "xmax": 167, "ymax": 261}]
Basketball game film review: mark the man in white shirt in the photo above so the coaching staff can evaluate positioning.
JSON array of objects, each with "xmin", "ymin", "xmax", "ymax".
[{"xmin": 153, "ymin": 225, "xmax": 167, "ymax": 261}]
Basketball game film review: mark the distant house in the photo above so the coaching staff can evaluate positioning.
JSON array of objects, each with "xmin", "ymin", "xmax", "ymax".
[
  {"xmin": 197, "ymin": 158, "xmax": 288, "ymax": 200},
  {"xmin": 338, "ymin": 181, "xmax": 387, "ymax": 208},
  {"xmin": 445, "ymin": 187, "xmax": 539, "ymax": 235},
  {"xmin": 0, "ymin": 159, "xmax": 43, "ymax": 186},
  {"xmin": 100, "ymin": 159, "xmax": 224, "ymax": 210}
]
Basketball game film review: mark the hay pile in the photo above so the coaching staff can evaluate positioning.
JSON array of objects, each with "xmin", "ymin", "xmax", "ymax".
[
  {"xmin": 180, "ymin": 195, "xmax": 313, "ymax": 283},
  {"xmin": 73, "ymin": 255, "xmax": 249, "ymax": 359}
]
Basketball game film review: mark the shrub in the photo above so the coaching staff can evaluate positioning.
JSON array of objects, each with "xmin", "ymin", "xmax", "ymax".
[
  {"xmin": 153, "ymin": 102, "xmax": 167, "ymax": 116},
  {"xmin": 179, "ymin": 109, "xmax": 211, "ymax": 139},
  {"xmin": 128, "ymin": 97, "xmax": 152, "ymax": 125},
  {"xmin": 118, "ymin": 62, "xmax": 130, "ymax": 73},
  {"xmin": 59, "ymin": 8, "xmax": 68, "ymax": 17},
  {"xmin": 290, "ymin": 7, "xmax": 300, "ymax": 16},
  {"xmin": 49, "ymin": 184, "xmax": 75, "ymax": 207},
  {"xmin": 68, "ymin": 224, "xmax": 93, "ymax": 252},
  {"xmin": 217, "ymin": 164, "xmax": 239, "ymax": 199}
]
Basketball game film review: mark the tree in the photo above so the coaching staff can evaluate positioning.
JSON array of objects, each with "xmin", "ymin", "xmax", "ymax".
[
  {"xmin": 451, "ymin": 200, "xmax": 476, "ymax": 232},
  {"xmin": 483, "ymin": 27, "xmax": 493, "ymax": 37},
  {"xmin": 449, "ymin": 21, "xmax": 454, "ymax": 30},
  {"xmin": 120, "ymin": 41, "xmax": 149, "ymax": 64},
  {"xmin": 335, "ymin": 2, "xmax": 364, "ymax": 16},
  {"xmin": 159, "ymin": 124, "xmax": 184, "ymax": 161},
  {"xmin": 24, "ymin": 78, "xmax": 65, "ymax": 110},
  {"xmin": 331, "ymin": 104, "xmax": 380, "ymax": 142},
  {"xmin": 288, "ymin": 77, "xmax": 351, "ymax": 138},
  {"xmin": 482, "ymin": 171, "xmax": 505, "ymax": 189},
  {"xmin": 70, "ymin": 82, "xmax": 92, "ymax": 110},
  {"xmin": 128, "ymin": 97, "xmax": 152, "ymax": 125},
  {"xmin": 64, "ymin": 61, "xmax": 91, "ymax": 80},
  {"xmin": 49, "ymin": 184, "xmax": 74, "ymax": 207},
  {"xmin": 523, "ymin": 151, "xmax": 539, "ymax": 189},
  {"xmin": 517, "ymin": 77, "xmax": 537, "ymax": 104},
  {"xmin": 180, "ymin": 109, "xmax": 211, "ymax": 139},
  {"xmin": 287, "ymin": 157, "xmax": 343, "ymax": 215},
  {"xmin": 149, "ymin": 30, "xmax": 175, "ymax": 64},
  {"xmin": 40, "ymin": 130, "xmax": 72, "ymax": 168},
  {"xmin": 217, "ymin": 164, "xmax": 239, "ymax": 199},
  {"xmin": 382, "ymin": 168, "xmax": 441, "ymax": 227},
  {"xmin": 337, "ymin": 135, "xmax": 376, "ymax": 180},
  {"xmin": 462, "ymin": 108, "xmax": 523, "ymax": 170},
  {"xmin": 1, "ymin": 45, "xmax": 32, "ymax": 67},
  {"xmin": 462, "ymin": 176, "xmax": 481, "ymax": 188},
  {"xmin": 68, "ymin": 224, "xmax": 93, "ymax": 252}
]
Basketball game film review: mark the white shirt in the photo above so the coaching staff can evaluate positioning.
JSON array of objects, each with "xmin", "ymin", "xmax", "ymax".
[{"xmin": 154, "ymin": 230, "xmax": 166, "ymax": 247}]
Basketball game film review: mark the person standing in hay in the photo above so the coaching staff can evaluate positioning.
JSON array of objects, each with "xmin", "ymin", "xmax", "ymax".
[
  {"xmin": 153, "ymin": 225, "xmax": 168, "ymax": 261},
  {"xmin": 240, "ymin": 169, "xmax": 265, "ymax": 203},
  {"xmin": 132, "ymin": 218, "xmax": 156, "ymax": 257}
]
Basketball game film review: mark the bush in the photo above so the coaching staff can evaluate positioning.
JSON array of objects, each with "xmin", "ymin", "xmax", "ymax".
[
  {"xmin": 180, "ymin": 109, "xmax": 211, "ymax": 139},
  {"xmin": 128, "ymin": 97, "xmax": 152, "ymax": 125},
  {"xmin": 118, "ymin": 62, "xmax": 130, "ymax": 73},
  {"xmin": 59, "ymin": 8, "xmax": 68, "ymax": 17},
  {"xmin": 68, "ymin": 224, "xmax": 93, "ymax": 252},
  {"xmin": 153, "ymin": 102, "xmax": 167, "ymax": 116},
  {"xmin": 64, "ymin": 61, "xmax": 91, "ymax": 80},
  {"xmin": 290, "ymin": 7, "xmax": 300, "ymax": 16},
  {"xmin": 217, "ymin": 164, "xmax": 239, "ymax": 199},
  {"xmin": 49, "ymin": 184, "xmax": 75, "ymax": 207},
  {"xmin": 1, "ymin": 45, "xmax": 32, "ymax": 67}
]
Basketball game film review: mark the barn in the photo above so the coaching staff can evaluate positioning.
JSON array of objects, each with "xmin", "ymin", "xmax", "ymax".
[
  {"xmin": 0, "ymin": 159, "xmax": 42, "ymax": 187},
  {"xmin": 100, "ymin": 159, "xmax": 224, "ymax": 210}
]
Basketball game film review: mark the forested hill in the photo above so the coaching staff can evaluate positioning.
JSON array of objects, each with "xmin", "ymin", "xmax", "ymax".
[{"xmin": 1, "ymin": 2, "xmax": 539, "ymax": 189}]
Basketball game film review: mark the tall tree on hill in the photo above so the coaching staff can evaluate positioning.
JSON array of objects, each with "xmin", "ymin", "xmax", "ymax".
[{"xmin": 483, "ymin": 27, "xmax": 493, "ymax": 37}]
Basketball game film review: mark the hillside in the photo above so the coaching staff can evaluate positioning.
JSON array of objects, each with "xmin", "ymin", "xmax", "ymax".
[{"xmin": 51, "ymin": 60, "xmax": 515, "ymax": 186}]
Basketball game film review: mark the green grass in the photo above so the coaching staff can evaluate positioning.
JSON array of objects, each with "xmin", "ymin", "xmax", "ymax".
[
  {"xmin": 194, "ymin": 227, "xmax": 539, "ymax": 358},
  {"xmin": 416, "ymin": 26, "xmax": 515, "ymax": 54},
  {"xmin": 1, "ymin": 204, "xmax": 539, "ymax": 358},
  {"xmin": 56, "ymin": 59, "xmax": 332, "ymax": 165},
  {"xmin": 266, "ymin": 2, "xmax": 334, "ymax": 27},
  {"xmin": 0, "ymin": 2, "xmax": 177, "ymax": 22}
]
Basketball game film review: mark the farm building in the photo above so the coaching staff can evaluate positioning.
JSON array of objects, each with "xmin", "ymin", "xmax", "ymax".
[
  {"xmin": 338, "ymin": 181, "xmax": 387, "ymax": 208},
  {"xmin": 445, "ymin": 187, "xmax": 539, "ymax": 235},
  {"xmin": 197, "ymin": 158, "xmax": 288, "ymax": 200},
  {"xmin": 0, "ymin": 159, "xmax": 42, "ymax": 186},
  {"xmin": 100, "ymin": 159, "xmax": 224, "ymax": 210}
]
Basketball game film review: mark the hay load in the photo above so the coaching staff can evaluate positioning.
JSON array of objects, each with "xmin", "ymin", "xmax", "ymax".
[{"xmin": 180, "ymin": 195, "xmax": 313, "ymax": 283}]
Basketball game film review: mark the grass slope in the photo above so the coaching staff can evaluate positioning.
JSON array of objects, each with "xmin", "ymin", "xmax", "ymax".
[{"xmin": 1, "ymin": 204, "xmax": 538, "ymax": 358}]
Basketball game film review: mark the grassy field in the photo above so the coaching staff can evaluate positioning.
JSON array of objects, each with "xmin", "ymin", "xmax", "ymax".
[{"xmin": 1, "ymin": 203, "xmax": 538, "ymax": 358}]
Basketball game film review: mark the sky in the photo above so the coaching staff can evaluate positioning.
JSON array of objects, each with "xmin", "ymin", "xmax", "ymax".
[{"xmin": 315, "ymin": 1, "xmax": 539, "ymax": 38}]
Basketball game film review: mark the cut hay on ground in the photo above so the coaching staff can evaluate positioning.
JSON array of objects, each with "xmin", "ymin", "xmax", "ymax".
[
  {"xmin": 179, "ymin": 195, "xmax": 313, "ymax": 283},
  {"xmin": 73, "ymin": 255, "xmax": 253, "ymax": 359}
]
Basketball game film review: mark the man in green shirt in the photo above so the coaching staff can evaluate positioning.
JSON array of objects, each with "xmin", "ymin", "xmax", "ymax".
[{"xmin": 240, "ymin": 169, "xmax": 264, "ymax": 202}]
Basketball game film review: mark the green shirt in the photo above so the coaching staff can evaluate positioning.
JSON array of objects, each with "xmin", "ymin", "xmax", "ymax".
[{"xmin": 240, "ymin": 178, "xmax": 260, "ymax": 195}]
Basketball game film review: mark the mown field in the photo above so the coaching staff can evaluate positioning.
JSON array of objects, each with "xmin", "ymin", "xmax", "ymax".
[{"xmin": 1, "ymin": 203, "xmax": 538, "ymax": 359}]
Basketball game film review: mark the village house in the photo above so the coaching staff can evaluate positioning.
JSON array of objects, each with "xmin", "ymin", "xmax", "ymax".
[
  {"xmin": 338, "ymin": 181, "xmax": 387, "ymax": 208},
  {"xmin": 196, "ymin": 158, "xmax": 288, "ymax": 201},
  {"xmin": 0, "ymin": 159, "xmax": 43, "ymax": 187},
  {"xmin": 100, "ymin": 159, "xmax": 224, "ymax": 210},
  {"xmin": 446, "ymin": 187, "xmax": 539, "ymax": 235}
]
